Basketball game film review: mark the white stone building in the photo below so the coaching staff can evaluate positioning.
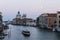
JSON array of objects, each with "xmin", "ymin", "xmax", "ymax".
[
  {"xmin": 12, "ymin": 11, "xmax": 36, "ymax": 26},
  {"xmin": 56, "ymin": 11, "xmax": 60, "ymax": 31},
  {"xmin": 26, "ymin": 19, "xmax": 36, "ymax": 26}
]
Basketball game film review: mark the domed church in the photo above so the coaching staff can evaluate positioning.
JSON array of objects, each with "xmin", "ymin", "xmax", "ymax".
[{"xmin": 16, "ymin": 11, "xmax": 21, "ymax": 19}]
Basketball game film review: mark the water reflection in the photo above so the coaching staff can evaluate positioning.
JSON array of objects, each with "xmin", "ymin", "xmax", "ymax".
[
  {"xmin": 2, "ymin": 25, "xmax": 60, "ymax": 40},
  {"xmin": 8, "ymin": 30, "xmax": 11, "ymax": 39}
]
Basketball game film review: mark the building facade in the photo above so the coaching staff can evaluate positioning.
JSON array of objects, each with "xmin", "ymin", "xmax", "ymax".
[
  {"xmin": 12, "ymin": 11, "xmax": 36, "ymax": 26},
  {"xmin": 25, "ymin": 18, "xmax": 36, "ymax": 26},
  {"xmin": 47, "ymin": 14, "xmax": 57, "ymax": 30},
  {"xmin": 37, "ymin": 11, "xmax": 60, "ymax": 31},
  {"xmin": 56, "ymin": 11, "xmax": 60, "ymax": 31},
  {"xmin": 0, "ymin": 12, "xmax": 3, "ymax": 32},
  {"xmin": 38, "ymin": 13, "xmax": 57, "ymax": 30},
  {"xmin": 39, "ymin": 13, "xmax": 48, "ymax": 28}
]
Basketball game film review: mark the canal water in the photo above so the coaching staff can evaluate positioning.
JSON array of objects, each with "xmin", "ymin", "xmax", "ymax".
[{"xmin": 2, "ymin": 25, "xmax": 60, "ymax": 40}]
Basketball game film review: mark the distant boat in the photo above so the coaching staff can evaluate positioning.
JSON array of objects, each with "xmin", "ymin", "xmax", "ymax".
[
  {"xmin": 4, "ymin": 24, "xmax": 9, "ymax": 29},
  {"xmin": 22, "ymin": 30, "xmax": 30, "ymax": 36}
]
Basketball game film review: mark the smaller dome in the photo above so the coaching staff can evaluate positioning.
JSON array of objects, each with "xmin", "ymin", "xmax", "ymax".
[{"xmin": 22, "ymin": 14, "xmax": 26, "ymax": 18}]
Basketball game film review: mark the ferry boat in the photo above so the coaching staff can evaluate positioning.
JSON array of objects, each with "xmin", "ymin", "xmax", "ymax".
[{"xmin": 22, "ymin": 30, "xmax": 30, "ymax": 36}]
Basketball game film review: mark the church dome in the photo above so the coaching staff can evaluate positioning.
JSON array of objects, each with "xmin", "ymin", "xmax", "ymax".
[
  {"xmin": 16, "ymin": 11, "xmax": 21, "ymax": 18},
  {"xmin": 22, "ymin": 14, "xmax": 26, "ymax": 18}
]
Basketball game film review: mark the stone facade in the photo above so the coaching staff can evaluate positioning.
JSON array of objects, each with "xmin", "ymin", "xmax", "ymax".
[
  {"xmin": 12, "ymin": 11, "xmax": 36, "ymax": 26},
  {"xmin": 46, "ymin": 14, "xmax": 57, "ymax": 29},
  {"xmin": 38, "ymin": 13, "xmax": 57, "ymax": 30},
  {"xmin": 38, "ymin": 14, "xmax": 48, "ymax": 28},
  {"xmin": 0, "ymin": 12, "xmax": 3, "ymax": 32}
]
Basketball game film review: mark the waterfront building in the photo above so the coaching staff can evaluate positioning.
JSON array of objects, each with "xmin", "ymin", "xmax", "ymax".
[
  {"xmin": 12, "ymin": 11, "xmax": 22, "ymax": 25},
  {"xmin": 38, "ymin": 13, "xmax": 57, "ymax": 30},
  {"xmin": 38, "ymin": 13, "xmax": 48, "ymax": 28},
  {"xmin": 12, "ymin": 18, "xmax": 22, "ymax": 25},
  {"xmin": 0, "ymin": 12, "xmax": 3, "ymax": 32},
  {"xmin": 12, "ymin": 11, "xmax": 36, "ymax": 26},
  {"xmin": 47, "ymin": 13, "xmax": 57, "ymax": 30},
  {"xmin": 25, "ymin": 18, "xmax": 36, "ymax": 26},
  {"xmin": 37, "ymin": 11, "xmax": 60, "ymax": 32},
  {"xmin": 56, "ymin": 11, "xmax": 60, "ymax": 31},
  {"xmin": 0, "ymin": 12, "xmax": 2, "ymax": 24},
  {"xmin": 16, "ymin": 11, "xmax": 21, "ymax": 19},
  {"xmin": 49, "ymin": 11, "xmax": 60, "ymax": 31},
  {"xmin": 22, "ymin": 14, "xmax": 27, "ymax": 25}
]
